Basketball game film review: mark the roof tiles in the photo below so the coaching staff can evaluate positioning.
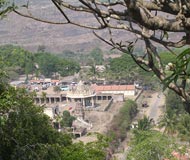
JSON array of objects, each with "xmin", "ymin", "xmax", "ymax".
[{"xmin": 92, "ymin": 84, "xmax": 135, "ymax": 92}]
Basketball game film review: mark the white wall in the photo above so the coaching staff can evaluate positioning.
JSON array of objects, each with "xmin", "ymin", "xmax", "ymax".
[{"xmin": 100, "ymin": 90, "xmax": 135, "ymax": 97}]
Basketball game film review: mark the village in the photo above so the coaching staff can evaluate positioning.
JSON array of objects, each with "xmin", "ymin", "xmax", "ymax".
[{"xmin": 10, "ymin": 76, "xmax": 143, "ymax": 138}]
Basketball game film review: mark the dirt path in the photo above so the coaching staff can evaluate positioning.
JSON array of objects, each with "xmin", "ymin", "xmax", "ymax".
[
  {"xmin": 74, "ymin": 102, "xmax": 124, "ymax": 144},
  {"xmin": 143, "ymin": 92, "xmax": 165, "ymax": 124},
  {"xmin": 75, "ymin": 91, "xmax": 166, "ymax": 157},
  {"xmin": 114, "ymin": 91, "xmax": 166, "ymax": 160}
]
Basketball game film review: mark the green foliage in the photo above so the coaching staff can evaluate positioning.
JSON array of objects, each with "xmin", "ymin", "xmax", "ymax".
[
  {"xmin": 34, "ymin": 52, "xmax": 80, "ymax": 77},
  {"xmin": 159, "ymin": 110, "xmax": 178, "ymax": 135},
  {"xmin": 163, "ymin": 48, "xmax": 190, "ymax": 90},
  {"xmin": 0, "ymin": 68, "xmax": 9, "ymax": 92},
  {"xmin": 59, "ymin": 50, "xmax": 88, "ymax": 65},
  {"xmin": 84, "ymin": 134, "xmax": 109, "ymax": 160},
  {"xmin": 0, "ymin": 45, "xmax": 35, "ymax": 76},
  {"xmin": 127, "ymin": 130, "xmax": 179, "ymax": 160},
  {"xmin": 60, "ymin": 111, "xmax": 76, "ymax": 128},
  {"xmin": 11, "ymin": 143, "xmax": 66, "ymax": 160},
  {"xmin": 158, "ymin": 91, "xmax": 190, "ymax": 142},
  {"xmin": 37, "ymin": 45, "xmax": 46, "ymax": 52},
  {"xmin": 165, "ymin": 90, "xmax": 185, "ymax": 113},
  {"xmin": 136, "ymin": 115, "xmax": 154, "ymax": 131},
  {"xmin": 53, "ymin": 86, "xmax": 61, "ymax": 93},
  {"xmin": 107, "ymin": 100, "xmax": 138, "ymax": 149},
  {"xmin": 10, "ymin": 138, "xmax": 108, "ymax": 160},
  {"xmin": 0, "ymin": 45, "xmax": 80, "ymax": 79},
  {"xmin": 177, "ymin": 114, "xmax": 190, "ymax": 142},
  {"xmin": 59, "ymin": 47, "xmax": 104, "ymax": 66},
  {"xmin": 0, "ymin": 0, "xmax": 14, "ymax": 18},
  {"xmin": 0, "ymin": 0, "xmax": 6, "ymax": 9},
  {"xmin": 107, "ymin": 53, "xmax": 155, "ymax": 84},
  {"xmin": 89, "ymin": 47, "xmax": 104, "ymax": 65},
  {"xmin": 0, "ymin": 85, "xmax": 72, "ymax": 159},
  {"xmin": 0, "ymin": 77, "xmax": 107, "ymax": 159},
  {"xmin": 34, "ymin": 52, "xmax": 57, "ymax": 77},
  {"xmin": 59, "ymin": 134, "xmax": 108, "ymax": 160},
  {"xmin": 0, "ymin": 45, "xmax": 107, "ymax": 159},
  {"xmin": 61, "ymin": 50, "xmax": 76, "ymax": 59},
  {"xmin": 85, "ymin": 64, "xmax": 100, "ymax": 81},
  {"xmin": 109, "ymin": 54, "xmax": 136, "ymax": 73},
  {"xmin": 158, "ymin": 91, "xmax": 184, "ymax": 135},
  {"xmin": 159, "ymin": 51, "xmax": 176, "ymax": 65}
]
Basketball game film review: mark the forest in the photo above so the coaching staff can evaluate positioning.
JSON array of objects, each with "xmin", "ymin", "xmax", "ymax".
[
  {"xmin": 0, "ymin": 45, "xmax": 80, "ymax": 80},
  {"xmin": 0, "ymin": 44, "xmax": 189, "ymax": 159},
  {"xmin": 0, "ymin": 44, "xmax": 154, "ymax": 85}
]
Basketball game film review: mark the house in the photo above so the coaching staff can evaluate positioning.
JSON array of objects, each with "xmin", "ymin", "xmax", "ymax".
[{"xmin": 92, "ymin": 84, "xmax": 136, "ymax": 97}]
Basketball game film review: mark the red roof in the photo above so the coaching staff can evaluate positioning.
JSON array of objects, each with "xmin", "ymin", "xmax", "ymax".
[
  {"xmin": 51, "ymin": 80, "xmax": 60, "ymax": 83},
  {"xmin": 92, "ymin": 84, "xmax": 135, "ymax": 92}
]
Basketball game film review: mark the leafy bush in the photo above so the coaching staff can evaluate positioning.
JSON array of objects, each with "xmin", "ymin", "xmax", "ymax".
[{"xmin": 107, "ymin": 100, "xmax": 138, "ymax": 148}]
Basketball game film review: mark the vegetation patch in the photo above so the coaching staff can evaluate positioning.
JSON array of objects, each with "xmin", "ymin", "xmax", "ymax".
[{"xmin": 107, "ymin": 100, "xmax": 138, "ymax": 151}]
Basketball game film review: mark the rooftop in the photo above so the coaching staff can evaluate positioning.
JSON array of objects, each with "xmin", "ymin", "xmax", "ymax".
[
  {"xmin": 92, "ymin": 84, "xmax": 135, "ymax": 92},
  {"xmin": 67, "ymin": 81, "xmax": 96, "ymax": 98}
]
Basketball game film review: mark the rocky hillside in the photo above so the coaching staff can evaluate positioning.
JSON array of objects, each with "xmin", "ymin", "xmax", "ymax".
[
  {"xmin": 0, "ymin": 1, "xmax": 110, "ymax": 53},
  {"xmin": 0, "ymin": 0, "xmax": 183, "ymax": 54}
]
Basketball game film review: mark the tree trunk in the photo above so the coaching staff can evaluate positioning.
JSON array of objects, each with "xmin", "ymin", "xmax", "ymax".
[{"xmin": 184, "ymin": 101, "xmax": 190, "ymax": 114}]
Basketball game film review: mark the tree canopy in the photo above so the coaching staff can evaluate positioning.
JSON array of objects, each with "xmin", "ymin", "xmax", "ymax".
[
  {"xmin": 60, "ymin": 110, "xmax": 76, "ymax": 128},
  {"xmin": 107, "ymin": 99, "xmax": 137, "ymax": 151},
  {"xmin": 0, "ymin": 72, "xmax": 108, "ymax": 160},
  {"xmin": 107, "ymin": 53, "xmax": 156, "ymax": 83},
  {"xmin": 89, "ymin": 47, "xmax": 104, "ymax": 65},
  {"xmin": 127, "ymin": 130, "xmax": 180, "ymax": 160},
  {"xmin": 159, "ymin": 90, "xmax": 190, "ymax": 142},
  {"xmin": 0, "ymin": 0, "xmax": 12, "ymax": 18},
  {"xmin": 34, "ymin": 52, "xmax": 80, "ymax": 77},
  {"xmin": 0, "ymin": 45, "xmax": 80, "ymax": 79},
  {"xmin": 0, "ymin": 82, "xmax": 71, "ymax": 159}
]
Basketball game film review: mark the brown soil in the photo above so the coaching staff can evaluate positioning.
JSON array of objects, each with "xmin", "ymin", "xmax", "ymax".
[{"xmin": 75, "ymin": 102, "xmax": 124, "ymax": 143}]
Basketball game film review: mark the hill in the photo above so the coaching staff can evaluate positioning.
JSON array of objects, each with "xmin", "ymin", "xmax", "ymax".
[
  {"xmin": 0, "ymin": 0, "xmax": 183, "ymax": 54},
  {"xmin": 0, "ymin": 0, "xmax": 136, "ymax": 53}
]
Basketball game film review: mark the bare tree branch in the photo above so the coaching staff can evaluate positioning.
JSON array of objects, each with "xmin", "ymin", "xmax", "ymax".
[{"xmin": 12, "ymin": 0, "xmax": 190, "ymax": 112}]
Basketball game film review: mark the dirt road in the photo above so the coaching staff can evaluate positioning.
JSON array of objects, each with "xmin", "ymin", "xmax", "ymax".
[
  {"xmin": 115, "ymin": 91, "xmax": 166, "ymax": 160},
  {"xmin": 144, "ymin": 92, "xmax": 165, "ymax": 124}
]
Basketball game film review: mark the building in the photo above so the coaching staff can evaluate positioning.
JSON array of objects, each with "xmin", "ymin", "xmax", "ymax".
[
  {"xmin": 33, "ymin": 83, "xmax": 138, "ymax": 106},
  {"xmin": 66, "ymin": 81, "xmax": 96, "ymax": 108},
  {"xmin": 92, "ymin": 84, "xmax": 136, "ymax": 97}
]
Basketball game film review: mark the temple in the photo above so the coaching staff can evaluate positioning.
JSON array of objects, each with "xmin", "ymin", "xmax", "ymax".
[
  {"xmin": 34, "ymin": 81, "xmax": 137, "ymax": 106},
  {"xmin": 66, "ymin": 81, "xmax": 96, "ymax": 108}
]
